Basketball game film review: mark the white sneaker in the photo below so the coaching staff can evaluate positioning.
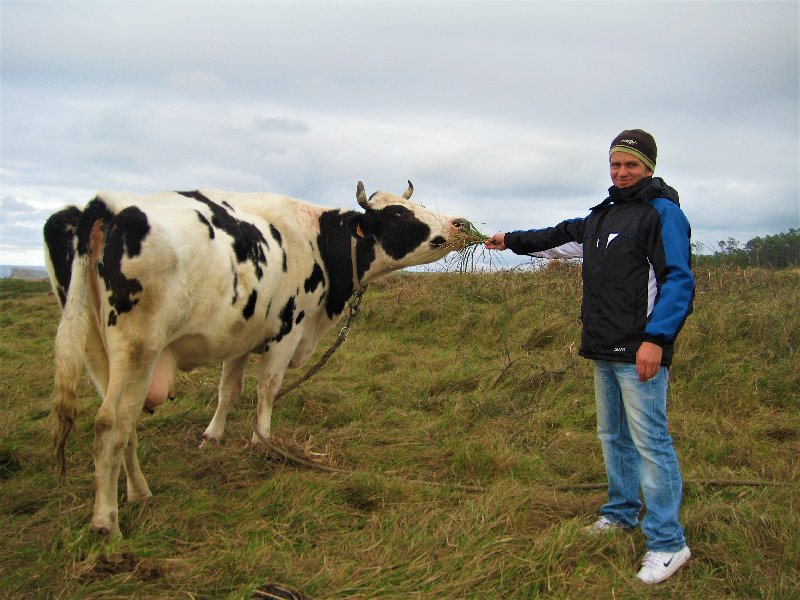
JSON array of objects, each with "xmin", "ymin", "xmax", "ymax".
[
  {"xmin": 636, "ymin": 546, "xmax": 691, "ymax": 584},
  {"xmin": 583, "ymin": 516, "xmax": 625, "ymax": 534}
]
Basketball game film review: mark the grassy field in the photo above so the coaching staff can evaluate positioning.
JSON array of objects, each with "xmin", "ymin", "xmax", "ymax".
[{"xmin": 0, "ymin": 265, "xmax": 798, "ymax": 599}]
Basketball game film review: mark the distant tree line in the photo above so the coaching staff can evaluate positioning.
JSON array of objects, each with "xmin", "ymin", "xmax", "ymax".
[{"xmin": 693, "ymin": 229, "xmax": 800, "ymax": 268}]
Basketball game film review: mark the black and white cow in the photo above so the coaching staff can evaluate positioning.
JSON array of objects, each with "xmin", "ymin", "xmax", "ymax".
[{"xmin": 44, "ymin": 180, "xmax": 470, "ymax": 538}]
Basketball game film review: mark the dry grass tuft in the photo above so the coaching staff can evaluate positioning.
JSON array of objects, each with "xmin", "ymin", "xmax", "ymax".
[{"xmin": 447, "ymin": 221, "xmax": 491, "ymax": 272}]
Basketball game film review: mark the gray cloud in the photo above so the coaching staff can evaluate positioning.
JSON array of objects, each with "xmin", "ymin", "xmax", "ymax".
[
  {"xmin": 0, "ymin": 195, "xmax": 52, "ymax": 261},
  {"xmin": 1, "ymin": 0, "xmax": 797, "ymax": 266}
]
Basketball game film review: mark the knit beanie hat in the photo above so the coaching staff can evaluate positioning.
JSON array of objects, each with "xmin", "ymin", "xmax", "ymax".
[{"xmin": 609, "ymin": 129, "xmax": 657, "ymax": 172}]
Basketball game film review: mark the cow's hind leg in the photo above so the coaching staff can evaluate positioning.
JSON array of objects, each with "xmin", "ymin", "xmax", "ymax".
[
  {"xmin": 123, "ymin": 427, "xmax": 152, "ymax": 501},
  {"xmin": 88, "ymin": 334, "xmax": 151, "ymax": 504},
  {"xmin": 91, "ymin": 357, "xmax": 153, "ymax": 538},
  {"xmin": 84, "ymin": 327, "xmax": 156, "ymax": 502},
  {"xmin": 84, "ymin": 319, "xmax": 110, "ymax": 398},
  {"xmin": 201, "ymin": 354, "xmax": 248, "ymax": 447}
]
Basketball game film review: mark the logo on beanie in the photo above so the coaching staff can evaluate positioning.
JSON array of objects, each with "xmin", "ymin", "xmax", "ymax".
[{"xmin": 620, "ymin": 139, "xmax": 637, "ymax": 145}]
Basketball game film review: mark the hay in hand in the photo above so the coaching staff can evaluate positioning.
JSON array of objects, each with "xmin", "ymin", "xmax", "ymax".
[
  {"xmin": 452, "ymin": 221, "xmax": 490, "ymax": 248},
  {"xmin": 449, "ymin": 221, "xmax": 490, "ymax": 272}
]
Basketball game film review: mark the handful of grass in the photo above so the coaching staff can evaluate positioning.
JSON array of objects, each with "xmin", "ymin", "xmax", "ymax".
[{"xmin": 450, "ymin": 221, "xmax": 490, "ymax": 272}]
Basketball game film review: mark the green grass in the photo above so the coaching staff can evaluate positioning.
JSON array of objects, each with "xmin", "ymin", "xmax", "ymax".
[{"xmin": 0, "ymin": 267, "xmax": 798, "ymax": 598}]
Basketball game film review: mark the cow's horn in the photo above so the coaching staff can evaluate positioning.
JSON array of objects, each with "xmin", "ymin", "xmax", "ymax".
[
  {"xmin": 402, "ymin": 180, "xmax": 414, "ymax": 200},
  {"xmin": 356, "ymin": 181, "xmax": 370, "ymax": 209}
]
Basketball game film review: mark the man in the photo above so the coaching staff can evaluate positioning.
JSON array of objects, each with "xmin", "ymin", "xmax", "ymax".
[{"xmin": 485, "ymin": 129, "xmax": 695, "ymax": 584}]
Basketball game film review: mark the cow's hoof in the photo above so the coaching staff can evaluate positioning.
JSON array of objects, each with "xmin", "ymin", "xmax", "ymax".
[
  {"xmin": 199, "ymin": 435, "xmax": 220, "ymax": 449},
  {"xmin": 127, "ymin": 489, "xmax": 153, "ymax": 503},
  {"xmin": 250, "ymin": 431, "xmax": 270, "ymax": 446},
  {"xmin": 90, "ymin": 521, "xmax": 122, "ymax": 540}
]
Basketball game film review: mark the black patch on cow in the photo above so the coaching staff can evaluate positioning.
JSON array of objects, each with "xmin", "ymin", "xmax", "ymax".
[
  {"xmin": 243, "ymin": 290, "xmax": 258, "ymax": 320},
  {"xmin": 231, "ymin": 269, "xmax": 239, "ymax": 304},
  {"xmin": 367, "ymin": 204, "xmax": 431, "ymax": 260},
  {"xmin": 355, "ymin": 236, "xmax": 376, "ymax": 282},
  {"xmin": 269, "ymin": 224, "xmax": 288, "ymax": 272},
  {"xmin": 317, "ymin": 210, "xmax": 375, "ymax": 319},
  {"xmin": 273, "ymin": 296, "xmax": 296, "ymax": 343},
  {"xmin": 178, "ymin": 191, "xmax": 268, "ymax": 279},
  {"xmin": 222, "ymin": 201, "xmax": 234, "ymax": 211},
  {"xmin": 97, "ymin": 206, "xmax": 150, "ymax": 326},
  {"xmin": 277, "ymin": 296, "xmax": 295, "ymax": 339},
  {"xmin": 295, "ymin": 310, "xmax": 305, "ymax": 325},
  {"xmin": 196, "ymin": 211, "xmax": 215, "ymax": 239},
  {"xmin": 430, "ymin": 235, "xmax": 446, "ymax": 248},
  {"xmin": 43, "ymin": 205, "xmax": 82, "ymax": 307},
  {"xmin": 261, "ymin": 295, "xmax": 296, "ymax": 352},
  {"xmin": 269, "ymin": 224, "xmax": 282, "ymax": 246},
  {"xmin": 75, "ymin": 197, "xmax": 115, "ymax": 257},
  {"xmin": 304, "ymin": 262, "xmax": 325, "ymax": 294}
]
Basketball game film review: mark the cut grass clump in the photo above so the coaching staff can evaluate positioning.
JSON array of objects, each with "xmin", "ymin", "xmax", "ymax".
[{"xmin": 448, "ymin": 221, "xmax": 491, "ymax": 272}]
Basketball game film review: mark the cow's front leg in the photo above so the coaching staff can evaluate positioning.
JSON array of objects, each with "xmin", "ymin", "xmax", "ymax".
[
  {"xmin": 201, "ymin": 354, "xmax": 248, "ymax": 447},
  {"xmin": 251, "ymin": 343, "xmax": 296, "ymax": 445},
  {"xmin": 251, "ymin": 372, "xmax": 285, "ymax": 445}
]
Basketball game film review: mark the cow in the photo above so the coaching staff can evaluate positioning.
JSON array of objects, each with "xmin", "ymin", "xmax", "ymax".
[{"xmin": 43, "ymin": 180, "xmax": 471, "ymax": 539}]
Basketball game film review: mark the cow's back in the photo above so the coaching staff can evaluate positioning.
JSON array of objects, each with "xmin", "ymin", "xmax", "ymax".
[{"xmin": 89, "ymin": 190, "xmax": 327, "ymax": 368}]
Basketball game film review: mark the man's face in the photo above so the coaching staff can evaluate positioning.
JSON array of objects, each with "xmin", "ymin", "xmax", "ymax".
[{"xmin": 609, "ymin": 151, "xmax": 653, "ymax": 188}]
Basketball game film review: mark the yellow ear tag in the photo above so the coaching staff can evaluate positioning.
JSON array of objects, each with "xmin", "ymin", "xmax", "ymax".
[{"xmin": 356, "ymin": 223, "xmax": 365, "ymax": 238}]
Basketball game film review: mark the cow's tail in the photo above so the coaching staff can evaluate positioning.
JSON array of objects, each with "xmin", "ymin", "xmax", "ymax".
[
  {"xmin": 51, "ymin": 247, "xmax": 93, "ymax": 481},
  {"xmin": 44, "ymin": 202, "xmax": 111, "ymax": 480}
]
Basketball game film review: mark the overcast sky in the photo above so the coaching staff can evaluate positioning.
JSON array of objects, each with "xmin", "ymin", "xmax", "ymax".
[{"xmin": 1, "ymin": 0, "xmax": 798, "ymax": 268}]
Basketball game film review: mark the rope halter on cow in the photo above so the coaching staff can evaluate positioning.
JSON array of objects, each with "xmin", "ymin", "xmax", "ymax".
[
  {"xmin": 272, "ymin": 179, "xmax": 385, "ymax": 403},
  {"xmin": 276, "ymin": 182, "xmax": 376, "ymax": 401},
  {"xmin": 274, "ymin": 285, "xmax": 366, "ymax": 400}
]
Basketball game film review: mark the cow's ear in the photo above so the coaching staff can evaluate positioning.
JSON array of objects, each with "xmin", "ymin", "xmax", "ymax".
[{"xmin": 347, "ymin": 213, "xmax": 368, "ymax": 239}]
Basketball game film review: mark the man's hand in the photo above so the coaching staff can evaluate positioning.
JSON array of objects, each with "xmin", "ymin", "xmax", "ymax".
[
  {"xmin": 485, "ymin": 232, "xmax": 506, "ymax": 250},
  {"xmin": 636, "ymin": 341, "xmax": 663, "ymax": 382}
]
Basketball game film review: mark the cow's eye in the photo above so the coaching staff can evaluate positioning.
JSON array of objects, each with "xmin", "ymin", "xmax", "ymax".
[{"xmin": 385, "ymin": 205, "xmax": 410, "ymax": 221}]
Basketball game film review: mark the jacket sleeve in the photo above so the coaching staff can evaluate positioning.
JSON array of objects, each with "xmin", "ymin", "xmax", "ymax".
[
  {"xmin": 645, "ymin": 199, "xmax": 695, "ymax": 345},
  {"xmin": 504, "ymin": 217, "xmax": 586, "ymax": 255}
]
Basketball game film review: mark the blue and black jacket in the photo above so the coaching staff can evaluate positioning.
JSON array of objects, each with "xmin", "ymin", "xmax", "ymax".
[{"xmin": 504, "ymin": 177, "xmax": 695, "ymax": 366}]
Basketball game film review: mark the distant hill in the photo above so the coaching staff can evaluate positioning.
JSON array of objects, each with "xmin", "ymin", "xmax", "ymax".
[{"xmin": 2, "ymin": 266, "xmax": 49, "ymax": 280}]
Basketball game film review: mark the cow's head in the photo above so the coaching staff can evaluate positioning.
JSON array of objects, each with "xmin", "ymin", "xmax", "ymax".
[{"xmin": 350, "ymin": 180, "xmax": 469, "ymax": 270}]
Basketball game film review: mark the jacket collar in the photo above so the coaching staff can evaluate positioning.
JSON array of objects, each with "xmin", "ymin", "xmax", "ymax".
[{"xmin": 591, "ymin": 177, "xmax": 680, "ymax": 211}]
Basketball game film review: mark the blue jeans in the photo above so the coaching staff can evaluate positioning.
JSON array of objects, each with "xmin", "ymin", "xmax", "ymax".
[{"xmin": 594, "ymin": 361, "xmax": 686, "ymax": 551}]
